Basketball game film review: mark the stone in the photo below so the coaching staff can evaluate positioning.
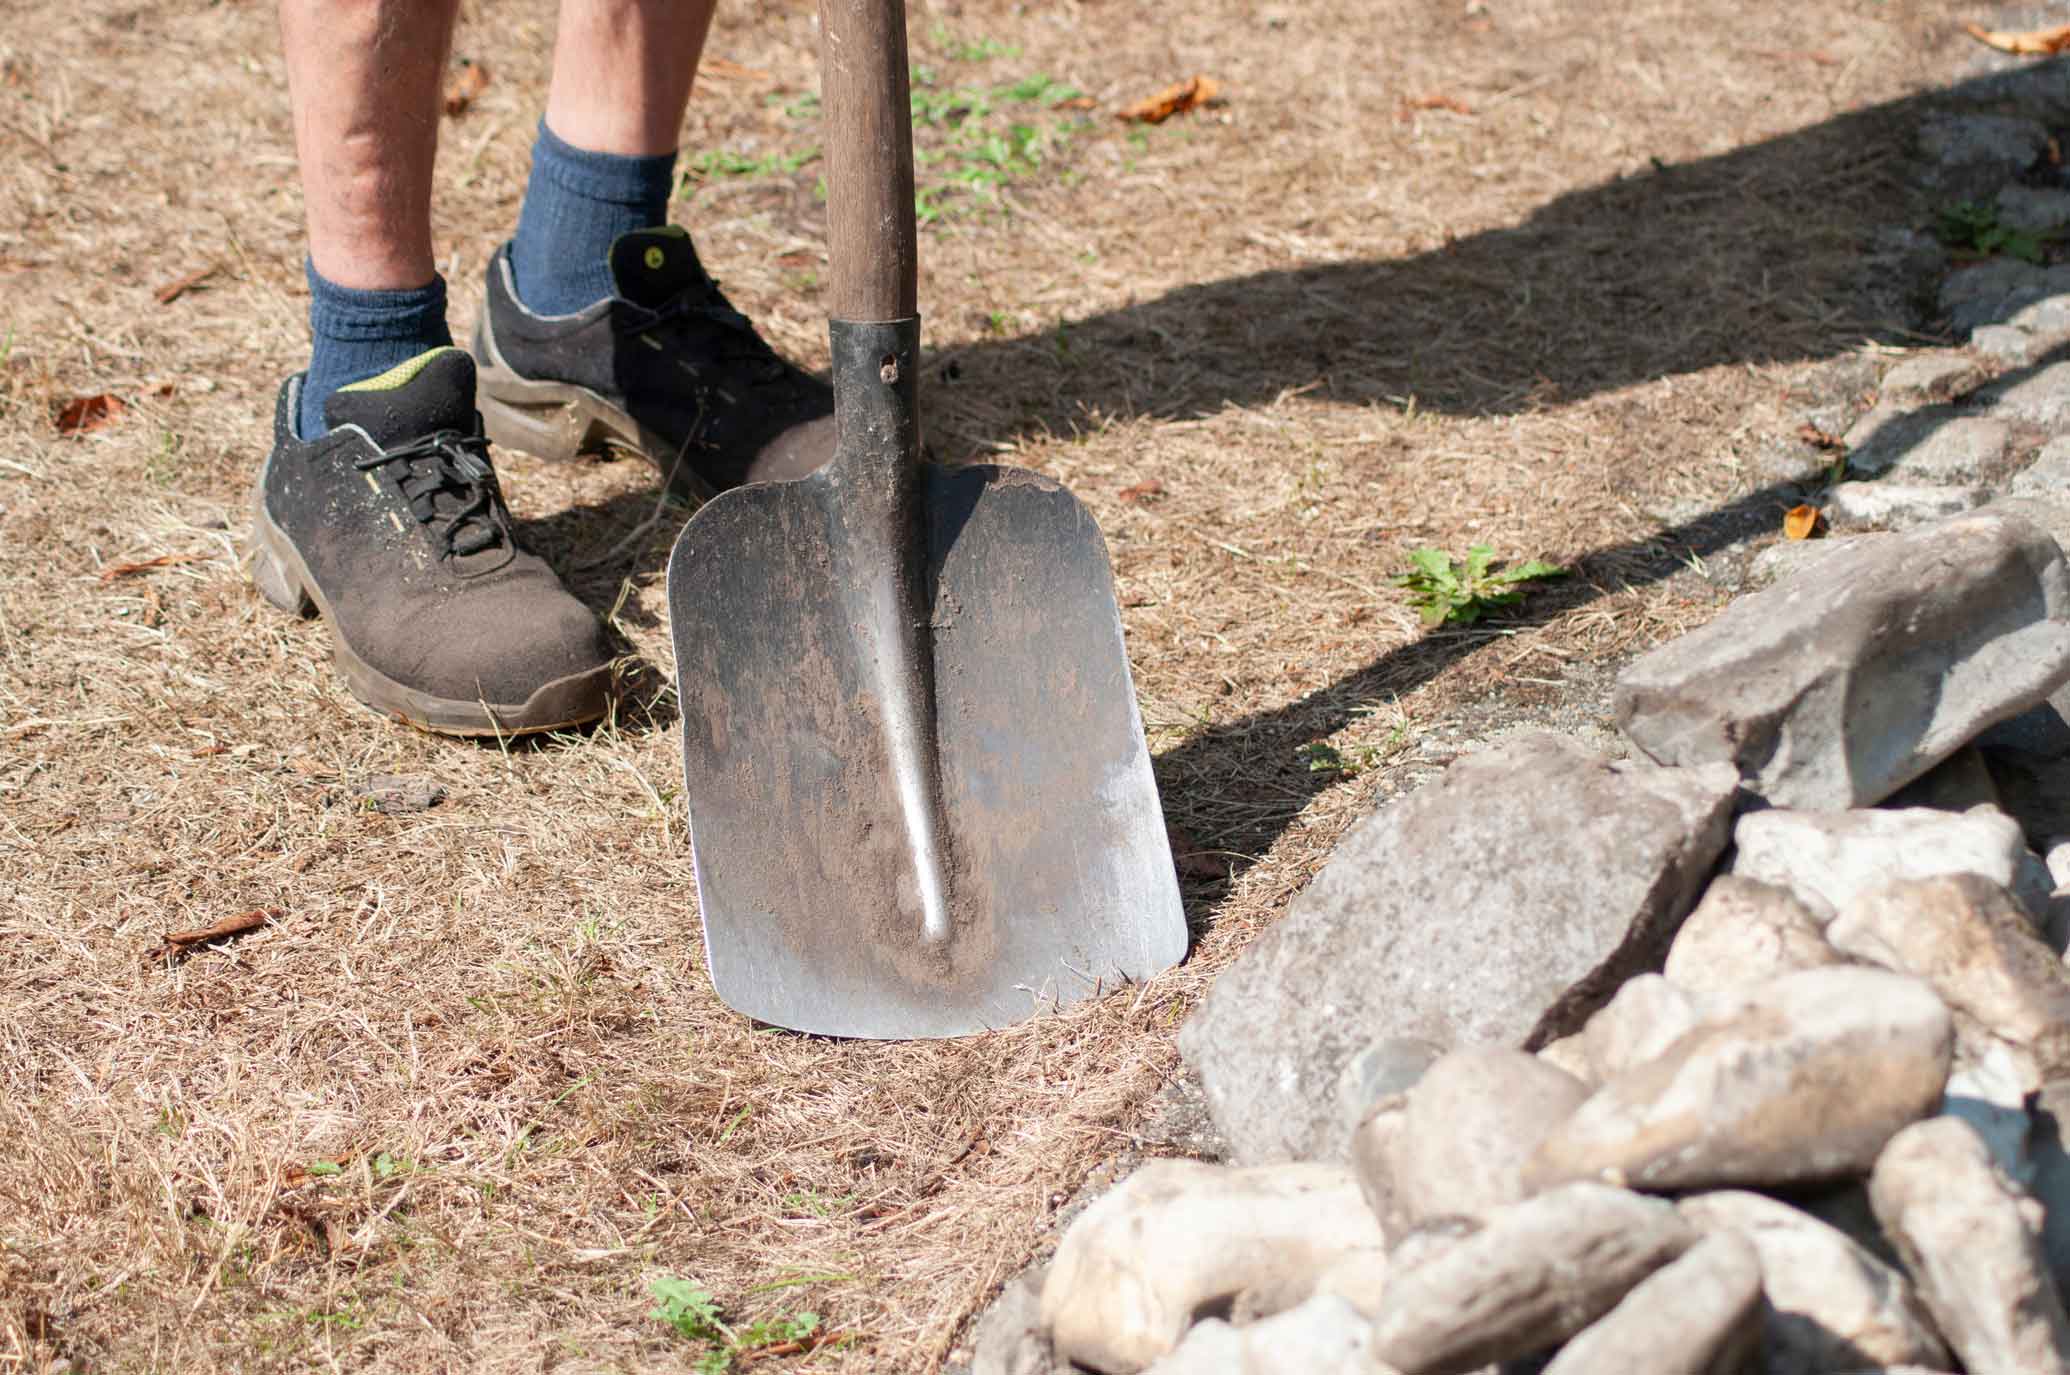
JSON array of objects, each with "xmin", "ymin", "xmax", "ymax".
[
  {"xmin": 1142, "ymin": 1295, "xmax": 1400, "ymax": 1375},
  {"xmin": 970, "ymin": 1269, "xmax": 1067, "ymax": 1375},
  {"xmin": 1880, "ymin": 354, "xmax": 1984, "ymax": 405},
  {"xmin": 1040, "ymin": 1161, "xmax": 1386, "ymax": 1374},
  {"xmin": 1335, "ymin": 1037, "xmax": 1444, "ymax": 1141},
  {"xmin": 1974, "ymin": 323, "xmax": 2039, "ymax": 366},
  {"xmin": 1537, "ymin": 1231, "xmax": 1763, "ymax": 1375},
  {"xmin": 1826, "ymin": 482, "xmax": 1993, "ymax": 531},
  {"xmin": 1919, "ymin": 113, "xmax": 2052, "ymax": 204},
  {"xmin": 1883, "ymin": 744, "xmax": 2004, "ymax": 813},
  {"xmin": 2011, "ymin": 293, "xmax": 2070, "ymax": 340},
  {"xmin": 1828, "ymin": 874, "xmax": 2070, "ymax": 1080},
  {"xmin": 1313, "ymin": 1248, "xmax": 1390, "ymax": 1317},
  {"xmin": 1534, "ymin": 1032, "xmax": 1594, "ymax": 1083},
  {"xmin": 2012, "ymin": 437, "xmax": 2070, "ymax": 501},
  {"xmin": 1730, "ymin": 805, "xmax": 2043, "ymax": 920},
  {"xmin": 1999, "ymin": 184, "xmax": 2070, "ymax": 235},
  {"xmin": 1351, "ymin": 1095, "xmax": 1411, "ymax": 1237},
  {"xmin": 1580, "ymin": 974, "xmax": 1702, "ymax": 1080},
  {"xmin": 1870, "ymin": 1116, "xmax": 2070, "ymax": 1375},
  {"xmin": 1525, "ymin": 968, "xmax": 1953, "ymax": 1193},
  {"xmin": 2031, "ymin": 1077, "xmax": 2070, "ymax": 1304},
  {"xmin": 1677, "ymin": 1190, "xmax": 1952, "ymax": 1374},
  {"xmin": 1744, "ymin": 534, "xmax": 1878, "ymax": 589},
  {"xmin": 1662, "ymin": 876, "xmax": 1838, "ymax": 998},
  {"xmin": 1937, "ymin": 257, "xmax": 2070, "ymax": 335},
  {"xmin": 355, "ymin": 774, "xmax": 445, "ymax": 814},
  {"xmin": 1387, "ymin": 1048, "xmax": 1590, "ymax": 1226},
  {"xmin": 1983, "ymin": 361, "xmax": 2070, "ymax": 430},
  {"xmin": 1945, "ymin": 1043, "xmax": 2042, "ymax": 1189},
  {"xmin": 1369, "ymin": 1184, "xmax": 1695, "ymax": 1375},
  {"xmin": 1842, "ymin": 408, "xmax": 2007, "ymax": 481},
  {"xmin": 1616, "ymin": 510, "xmax": 2070, "ymax": 809},
  {"xmin": 1179, "ymin": 734, "xmax": 1738, "ymax": 1165}
]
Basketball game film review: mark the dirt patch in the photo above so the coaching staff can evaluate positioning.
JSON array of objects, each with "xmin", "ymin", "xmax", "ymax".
[{"xmin": 0, "ymin": 0, "xmax": 2018, "ymax": 1370}]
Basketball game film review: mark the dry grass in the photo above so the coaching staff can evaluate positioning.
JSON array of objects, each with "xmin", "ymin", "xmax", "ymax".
[{"xmin": 0, "ymin": 0, "xmax": 2004, "ymax": 1369}]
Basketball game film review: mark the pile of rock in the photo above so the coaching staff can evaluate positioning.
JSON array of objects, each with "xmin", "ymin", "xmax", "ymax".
[
  {"xmin": 977, "ymin": 506, "xmax": 2070, "ymax": 1374},
  {"xmin": 964, "ymin": 85, "xmax": 2070, "ymax": 1375}
]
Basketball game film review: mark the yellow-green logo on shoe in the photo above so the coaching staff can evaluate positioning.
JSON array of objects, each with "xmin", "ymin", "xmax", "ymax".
[{"xmin": 644, "ymin": 246, "xmax": 666, "ymax": 271}]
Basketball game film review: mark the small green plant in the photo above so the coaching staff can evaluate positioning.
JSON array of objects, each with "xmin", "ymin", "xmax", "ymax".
[
  {"xmin": 1390, "ymin": 545, "xmax": 1567, "ymax": 627},
  {"xmin": 678, "ymin": 146, "xmax": 820, "ymax": 196},
  {"xmin": 1296, "ymin": 741, "xmax": 1387, "ymax": 776},
  {"xmin": 649, "ymin": 1277, "xmax": 821, "ymax": 1373},
  {"xmin": 1935, "ymin": 200, "xmax": 2045, "ymax": 264}
]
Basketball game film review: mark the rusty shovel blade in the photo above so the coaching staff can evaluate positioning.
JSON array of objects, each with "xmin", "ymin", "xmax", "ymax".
[{"xmin": 665, "ymin": 322, "xmax": 1187, "ymax": 1038}]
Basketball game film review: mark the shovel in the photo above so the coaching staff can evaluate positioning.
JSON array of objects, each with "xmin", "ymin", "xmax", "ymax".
[{"xmin": 663, "ymin": 0, "xmax": 1187, "ymax": 1038}]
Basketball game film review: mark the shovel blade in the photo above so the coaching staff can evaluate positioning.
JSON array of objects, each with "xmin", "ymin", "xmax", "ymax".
[{"xmin": 667, "ymin": 461, "xmax": 1187, "ymax": 1038}]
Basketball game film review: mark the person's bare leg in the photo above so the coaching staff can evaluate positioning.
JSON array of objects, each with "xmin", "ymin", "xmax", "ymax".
[
  {"xmin": 545, "ymin": 0, "xmax": 719, "ymax": 157},
  {"xmin": 281, "ymin": 0, "xmax": 459, "ymax": 290}
]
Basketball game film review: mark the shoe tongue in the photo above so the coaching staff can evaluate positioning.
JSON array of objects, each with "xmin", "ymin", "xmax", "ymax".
[
  {"xmin": 324, "ymin": 347, "xmax": 478, "ymax": 448},
  {"xmin": 608, "ymin": 226, "xmax": 709, "ymax": 308}
]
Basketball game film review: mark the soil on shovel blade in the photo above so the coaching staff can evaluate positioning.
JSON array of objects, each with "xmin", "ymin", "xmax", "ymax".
[{"xmin": 0, "ymin": 0, "xmax": 2009, "ymax": 1369}]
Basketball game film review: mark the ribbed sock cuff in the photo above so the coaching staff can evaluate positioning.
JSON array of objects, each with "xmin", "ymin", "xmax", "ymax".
[
  {"xmin": 300, "ymin": 261, "xmax": 454, "ymax": 438},
  {"xmin": 509, "ymin": 120, "xmax": 678, "ymax": 316}
]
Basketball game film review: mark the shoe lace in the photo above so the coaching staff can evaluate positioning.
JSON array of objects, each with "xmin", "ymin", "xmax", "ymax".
[
  {"xmin": 637, "ymin": 277, "xmax": 793, "ymax": 383},
  {"xmin": 354, "ymin": 430, "xmax": 505, "ymax": 557}
]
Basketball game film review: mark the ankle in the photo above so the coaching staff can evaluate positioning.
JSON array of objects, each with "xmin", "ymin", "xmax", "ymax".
[
  {"xmin": 508, "ymin": 120, "xmax": 677, "ymax": 316},
  {"xmin": 300, "ymin": 261, "xmax": 453, "ymax": 439}
]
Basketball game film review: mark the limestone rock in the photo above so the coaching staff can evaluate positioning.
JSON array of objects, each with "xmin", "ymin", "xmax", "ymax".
[
  {"xmin": 1870, "ymin": 1116, "xmax": 2070, "ymax": 1375},
  {"xmin": 1180, "ymin": 734, "xmax": 1737, "ymax": 1164},
  {"xmin": 1526, "ymin": 968, "xmax": 1953, "ymax": 1193},
  {"xmin": 1745, "ymin": 534, "xmax": 1878, "ymax": 590},
  {"xmin": 1677, "ymin": 1190, "xmax": 1952, "ymax": 1374},
  {"xmin": 1579, "ymin": 974, "xmax": 1702, "ymax": 1080},
  {"xmin": 1388, "ymin": 1048, "xmax": 1590, "ymax": 1226},
  {"xmin": 1369, "ymin": 1184, "xmax": 1695, "ymax": 1375},
  {"xmin": 1313, "ymin": 1248, "xmax": 1390, "ymax": 1317},
  {"xmin": 1828, "ymin": 874, "xmax": 2070, "ymax": 1079},
  {"xmin": 971, "ymin": 1269, "xmax": 1067, "ymax": 1375},
  {"xmin": 1142, "ymin": 1295, "xmax": 1401, "ymax": 1375},
  {"xmin": 1335, "ymin": 1037, "xmax": 1444, "ymax": 1141},
  {"xmin": 1974, "ymin": 323, "xmax": 2039, "ymax": 366},
  {"xmin": 1351, "ymin": 1095, "xmax": 1411, "ymax": 1238},
  {"xmin": 1883, "ymin": 745, "xmax": 2003, "ymax": 814},
  {"xmin": 1880, "ymin": 354, "xmax": 1984, "ymax": 405},
  {"xmin": 1730, "ymin": 805, "xmax": 2042, "ymax": 920},
  {"xmin": 1919, "ymin": 113, "xmax": 2052, "ymax": 203},
  {"xmin": 1826, "ymin": 482, "xmax": 1992, "ymax": 531},
  {"xmin": 1662, "ymin": 876, "xmax": 1838, "ymax": 998},
  {"xmin": 1985, "ymin": 361, "xmax": 2070, "ymax": 430},
  {"xmin": 1841, "ymin": 408, "xmax": 2007, "ymax": 482},
  {"xmin": 1040, "ymin": 1161, "xmax": 1386, "ymax": 1374},
  {"xmin": 1537, "ymin": 1231, "xmax": 1763, "ymax": 1375},
  {"xmin": 2010, "ymin": 436, "xmax": 2070, "ymax": 502},
  {"xmin": 1616, "ymin": 511, "xmax": 2070, "ymax": 809}
]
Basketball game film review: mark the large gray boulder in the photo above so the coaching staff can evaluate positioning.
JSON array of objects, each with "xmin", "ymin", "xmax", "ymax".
[
  {"xmin": 1615, "ymin": 510, "xmax": 2070, "ymax": 809},
  {"xmin": 1179, "ymin": 734, "xmax": 1737, "ymax": 1164}
]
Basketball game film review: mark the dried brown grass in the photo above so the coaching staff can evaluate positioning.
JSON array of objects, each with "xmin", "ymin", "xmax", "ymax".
[{"xmin": 0, "ymin": 0, "xmax": 1994, "ymax": 1369}]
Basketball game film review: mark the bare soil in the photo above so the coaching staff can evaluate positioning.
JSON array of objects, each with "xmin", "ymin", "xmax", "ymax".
[{"xmin": 0, "ymin": 0, "xmax": 2012, "ymax": 1369}]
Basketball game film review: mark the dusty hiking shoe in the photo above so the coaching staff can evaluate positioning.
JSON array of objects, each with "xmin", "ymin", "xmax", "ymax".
[
  {"xmin": 472, "ymin": 225, "xmax": 836, "ymax": 500},
  {"xmin": 248, "ymin": 347, "xmax": 615, "ymax": 736}
]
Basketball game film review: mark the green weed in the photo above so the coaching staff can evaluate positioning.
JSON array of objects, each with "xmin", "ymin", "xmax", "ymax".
[
  {"xmin": 648, "ymin": 1276, "xmax": 822, "ymax": 1373},
  {"xmin": 1935, "ymin": 200, "xmax": 2046, "ymax": 264},
  {"xmin": 1390, "ymin": 545, "xmax": 1567, "ymax": 627}
]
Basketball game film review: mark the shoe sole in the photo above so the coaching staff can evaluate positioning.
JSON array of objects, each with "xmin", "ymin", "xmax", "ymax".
[
  {"xmin": 471, "ymin": 319, "xmax": 718, "ymax": 503},
  {"xmin": 246, "ymin": 498, "xmax": 612, "ymax": 738}
]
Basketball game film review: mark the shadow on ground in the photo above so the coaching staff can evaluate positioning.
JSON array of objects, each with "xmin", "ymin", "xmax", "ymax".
[{"xmin": 524, "ymin": 58, "xmax": 2068, "ymax": 902}]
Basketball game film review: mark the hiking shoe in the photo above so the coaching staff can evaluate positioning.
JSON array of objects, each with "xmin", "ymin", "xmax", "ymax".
[
  {"xmin": 248, "ymin": 347, "xmax": 615, "ymax": 736},
  {"xmin": 472, "ymin": 225, "xmax": 836, "ymax": 500}
]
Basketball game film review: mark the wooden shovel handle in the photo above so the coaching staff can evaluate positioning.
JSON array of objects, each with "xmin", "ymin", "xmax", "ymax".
[{"xmin": 818, "ymin": 0, "xmax": 918, "ymax": 322}]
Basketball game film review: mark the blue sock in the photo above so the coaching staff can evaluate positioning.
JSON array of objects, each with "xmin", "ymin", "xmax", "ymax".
[
  {"xmin": 300, "ymin": 262, "xmax": 453, "ymax": 439},
  {"xmin": 509, "ymin": 120, "xmax": 678, "ymax": 316}
]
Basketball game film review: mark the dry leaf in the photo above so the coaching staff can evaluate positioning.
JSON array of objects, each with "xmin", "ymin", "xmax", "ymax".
[
  {"xmin": 1399, "ymin": 91, "xmax": 1476, "ymax": 118},
  {"xmin": 1796, "ymin": 422, "xmax": 1845, "ymax": 451},
  {"xmin": 54, "ymin": 393, "xmax": 126, "ymax": 436},
  {"xmin": 1118, "ymin": 477, "xmax": 1166, "ymax": 503},
  {"xmin": 442, "ymin": 58, "xmax": 490, "ymax": 117},
  {"xmin": 1963, "ymin": 20, "xmax": 2070, "ymax": 56},
  {"xmin": 153, "ymin": 264, "xmax": 220, "ymax": 305},
  {"xmin": 152, "ymin": 907, "xmax": 280, "ymax": 960},
  {"xmin": 1115, "ymin": 74, "xmax": 1220, "ymax": 124},
  {"xmin": 99, "ymin": 551, "xmax": 210, "ymax": 582},
  {"xmin": 1783, "ymin": 505, "xmax": 1824, "ymax": 540}
]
